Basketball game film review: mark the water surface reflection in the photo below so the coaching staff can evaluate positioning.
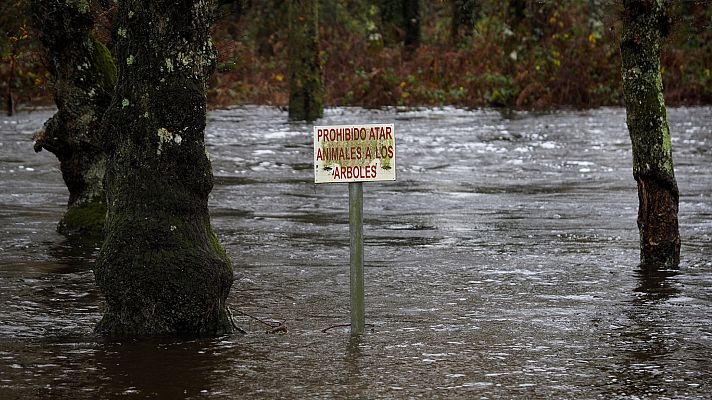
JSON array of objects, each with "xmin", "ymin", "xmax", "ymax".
[{"xmin": 0, "ymin": 106, "xmax": 710, "ymax": 398}]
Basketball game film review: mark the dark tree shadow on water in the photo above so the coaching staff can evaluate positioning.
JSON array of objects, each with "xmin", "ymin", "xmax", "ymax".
[
  {"xmin": 93, "ymin": 338, "xmax": 226, "ymax": 398},
  {"xmin": 606, "ymin": 267, "xmax": 682, "ymax": 398},
  {"xmin": 44, "ymin": 234, "xmax": 101, "ymax": 274},
  {"xmin": 632, "ymin": 267, "xmax": 680, "ymax": 305}
]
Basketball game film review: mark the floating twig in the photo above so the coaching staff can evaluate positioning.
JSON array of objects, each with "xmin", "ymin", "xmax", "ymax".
[
  {"xmin": 226, "ymin": 307, "xmax": 247, "ymax": 334},
  {"xmin": 322, "ymin": 323, "xmax": 375, "ymax": 333},
  {"xmin": 233, "ymin": 308, "xmax": 288, "ymax": 334}
]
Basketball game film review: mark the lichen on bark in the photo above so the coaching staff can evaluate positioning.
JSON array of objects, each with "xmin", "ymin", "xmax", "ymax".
[
  {"xmin": 288, "ymin": 0, "xmax": 324, "ymax": 122},
  {"xmin": 621, "ymin": 0, "xmax": 680, "ymax": 268},
  {"xmin": 95, "ymin": 0, "xmax": 234, "ymax": 336},
  {"xmin": 30, "ymin": 0, "xmax": 116, "ymax": 239}
]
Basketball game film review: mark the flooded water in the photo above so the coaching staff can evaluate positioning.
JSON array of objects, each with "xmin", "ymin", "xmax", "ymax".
[{"xmin": 1, "ymin": 106, "xmax": 711, "ymax": 398}]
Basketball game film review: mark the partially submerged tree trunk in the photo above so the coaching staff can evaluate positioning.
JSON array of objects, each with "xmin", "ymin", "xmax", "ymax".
[
  {"xmin": 95, "ymin": 0, "xmax": 234, "ymax": 336},
  {"xmin": 621, "ymin": 0, "xmax": 680, "ymax": 268},
  {"xmin": 288, "ymin": 0, "xmax": 324, "ymax": 121},
  {"xmin": 30, "ymin": 0, "xmax": 116, "ymax": 237}
]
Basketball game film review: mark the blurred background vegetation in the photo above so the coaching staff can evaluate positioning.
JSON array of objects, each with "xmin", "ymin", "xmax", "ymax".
[{"xmin": 2, "ymin": 0, "xmax": 711, "ymax": 112}]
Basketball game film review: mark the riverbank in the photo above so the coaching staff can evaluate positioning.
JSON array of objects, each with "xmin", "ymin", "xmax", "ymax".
[{"xmin": 2, "ymin": 2, "xmax": 710, "ymax": 113}]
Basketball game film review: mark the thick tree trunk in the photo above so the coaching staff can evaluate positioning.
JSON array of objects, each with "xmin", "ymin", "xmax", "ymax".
[
  {"xmin": 30, "ymin": 0, "xmax": 116, "ymax": 237},
  {"xmin": 621, "ymin": 0, "xmax": 680, "ymax": 268},
  {"xmin": 95, "ymin": 0, "xmax": 234, "ymax": 336},
  {"xmin": 288, "ymin": 0, "xmax": 324, "ymax": 122}
]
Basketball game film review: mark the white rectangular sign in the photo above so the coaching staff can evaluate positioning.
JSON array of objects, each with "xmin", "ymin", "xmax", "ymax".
[{"xmin": 313, "ymin": 123, "xmax": 396, "ymax": 183}]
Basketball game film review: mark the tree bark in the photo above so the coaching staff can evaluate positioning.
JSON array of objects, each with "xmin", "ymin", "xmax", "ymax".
[
  {"xmin": 95, "ymin": 0, "xmax": 234, "ymax": 336},
  {"xmin": 288, "ymin": 0, "xmax": 324, "ymax": 121},
  {"xmin": 30, "ymin": 0, "xmax": 116, "ymax": 237},
  {"xmin": 621, "ymin": 0, "xmax": 680, "ymax": 268}
]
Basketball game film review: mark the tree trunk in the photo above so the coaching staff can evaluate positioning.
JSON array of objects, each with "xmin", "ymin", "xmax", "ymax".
[
  {"xmin": 507, "ymin": 0, "xmax": 526, "ymax": 29},
  {"xmin": 621, "ymin": 0, "xmax": 680, "ymax": 268},
  {"xmin": 288, "ymin": 0, "xmax": 324, "ymax": 121},
  {"xmin": 30, "ymin": 0, "xmax": 116, "ymax": 237},
  {"xmin": 378, "ymin": 0, "xmax": 402, "ymax": 45},
  {"xmin": 6, "ymin": 56, "xmax": 15, "ymax": 116},
  {"xmin": 378, "ymin": 0, "xmax": 420, "ymax": 53},
  {"xmin": 255, "ymin": 0, "xmax": 287, "ymax": 57},
  {"xmin": 450, "ymin": 0, "xmax": 478, "ymax": 44},
  {"xmin": 402, "ymin": 0, "xmax": 420, "ymax": 53},
  {"xmin": 95, "ymin": 0, "xmax": 234, "ymax": 336}
]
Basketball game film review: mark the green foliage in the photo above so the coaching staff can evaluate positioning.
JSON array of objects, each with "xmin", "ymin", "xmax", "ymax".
[
  {"xmin": 90, "ymin": 33, "xmax": 117, "ymax": 91},
  {"xmin": 3, "ymin": 0, "xmax": 710, "ymax": 110},
  {"xmin": 482, "ymin": 73, "xmax": 516, "ymax": 107},
  {"xmin": 0, "ymin": 0, "xmax": 49, "ymax": 110},
  {"xmin": 58, "ymin": 198, "xmax": 106, "ymax": 238}
]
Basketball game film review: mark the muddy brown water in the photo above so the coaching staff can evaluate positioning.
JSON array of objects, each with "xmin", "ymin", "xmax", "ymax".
[{"xmin": 1, "ymin": 106, "xmax": 711, "ymax": 399}]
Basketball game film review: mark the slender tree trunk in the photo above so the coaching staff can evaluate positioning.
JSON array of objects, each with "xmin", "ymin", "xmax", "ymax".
[
  {"xmin": 507, "ymin": 0, "xmax": 526, "ymax": 29},
  {"xmin": 255, "ymin": 0, "xmax": 287, "ymax": 57},
  {"xmin": 30, "ymin": 0, "xmax": 116, "ymax": 237},
  {"xmin": 402, "ymin": 0, "xmax": 420, "ymax": 53},
  {"xmin": 288, "ymin": 0, "xmax": 324, "ymax": 121},
  {"xmin": 6, "ymin": 55, "xmax": 15, "ymax": 116},
  {"xmin": 450, "ymin": 0, "xmax": 478, "ymax": 45},
  {"xmin": 378, "ymin": 0, "xmax": 420, "ymax": 52},
  {"xmin": 95, "ymin": 0, "xmax": 234, "ymax": 336},
  {"xmin": 377, "ymin": 0, "xmax": 401, "ymax": 45},
  {"xmin": 621, "ymin": 0, "xmax": 680, "ymax": 268}
]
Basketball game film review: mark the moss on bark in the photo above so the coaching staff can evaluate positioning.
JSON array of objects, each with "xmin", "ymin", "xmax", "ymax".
[
  {"xmin": 288, "ymin": 0, "xmax": 324, "ymax": 122},
  {"xmin": 58, "ymin": 198, "xmax": 106, "ymax": 237},
  {"xmin": 95, "ymin": 0, "xmax": 234, "ymax": 337},
  {"xmin": 30, "ymin": 0, "xmax": 115, "ymax": 237},
  {"xmin": 91, "ymin": 33, "xmax": 117, "ymax": 92},
  {"xmin": 621, "ymin": 0, "xmax": 680, "ymax": 268}
]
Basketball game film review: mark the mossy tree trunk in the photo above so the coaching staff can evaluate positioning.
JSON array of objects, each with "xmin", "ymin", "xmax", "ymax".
[
  {"xmin": 288, "ymin": 0, "xmax": 324, "ymax": 122},
  {"xmin": 30, "ymin": 0, "xmax": 116, "ymax": 237},
  {"xmin": 95, "ymin": 0, "xmax": 234, "ymax": 336},
  {"xmin": 621, "ymin": 0, "xmax": 680, "ymax": 268}
]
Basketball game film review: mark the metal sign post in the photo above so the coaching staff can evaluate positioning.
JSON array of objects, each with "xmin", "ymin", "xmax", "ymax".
[
  {"xmin": 349, "ymin": 182, "xmax": 365, "ymax": 335},
  {"xmin": 313, "ymin": 123, "xmax": 396, "ymax": 336}
]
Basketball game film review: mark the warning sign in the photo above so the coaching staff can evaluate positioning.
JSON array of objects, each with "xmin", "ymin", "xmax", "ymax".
[{"xmin": 313, "ymin": 123, "xmax": 396, "ymax": 183}]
